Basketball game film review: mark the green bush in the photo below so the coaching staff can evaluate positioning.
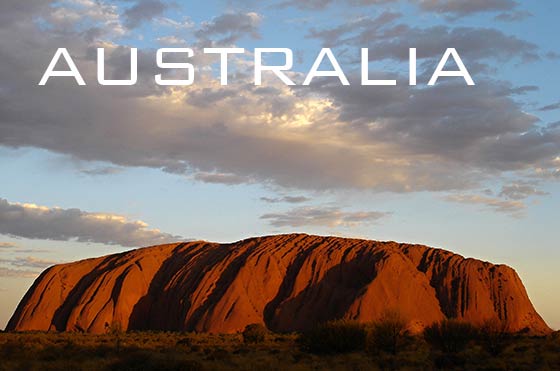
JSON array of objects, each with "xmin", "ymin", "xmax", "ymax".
[
  {"xmin": 242, "ymin": 323, "xmax": 267, "ymax": 344},
  {"xmin": 299, "ymin": 319, "xmax": 367, "ymax": 354},
  {"xmin": 366, "ymin": 310, "xmax": 408, "ymax": 355},
  {"xmin": 423, "ymin": 319, "xmax": 478, "ymax": 353}
]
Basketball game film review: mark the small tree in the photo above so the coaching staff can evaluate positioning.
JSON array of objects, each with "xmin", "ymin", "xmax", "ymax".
[
  {"xmin": 242, "ymin": 323, "xmax": 267, "ymax": 344},
  {"xmin": 105, "ymin": 321, "xmax": 124, "ymax": 351},
  {"xmin": 367, "ymin": 310, "xmax": 408, "ymax": 355},
  {"xmin": 423, "ymin": 319, "xmax": 478, "ymax": 353}
]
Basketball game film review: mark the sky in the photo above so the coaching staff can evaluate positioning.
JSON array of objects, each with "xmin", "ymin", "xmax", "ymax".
[{"xmin": 0, "ymin": 0, "xmax": 559, "ymax": 330}]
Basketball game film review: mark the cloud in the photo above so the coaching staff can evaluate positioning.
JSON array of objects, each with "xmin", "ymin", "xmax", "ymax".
[
  {"xmin": 307, "ymin": 14, "xmax": 540, "ymax": 64},
  {"xmin": 122, "ymin": 0, "xmax": 168, "ymax": 29},
  {"xmin": 0, "ymin": 256, "xmax": 61, "ymax": 269},
  {"xmin": 157, "ymin": 35, "xmax": 186, "ymax": 46},
  {"xmin": 539, "ymin": 102, "xmax": 560, "ymax": 112},
  {"xmin": 445, "ymin": 194, "xmax": 525, "ymax": 215},
  {"xmin": 279, "ymin": 0, "xmax": 519, "ymax": 17},
  {"xmin": 260, "ymin": 196, "xmax": 311, "ymax": 204},
  {"xmin": 294, "ymin": 78, "xmax": 559, "ymax": 188},
  {"xmin": 0, "ymin": 1, "xmax": 557, "ymax": 206},
  {"xmin": 261, "ymin": 206, "xmax": 390, "ymax": 227},
  {"xmin": 0, "ymin": 241, "xmax": 45, "ymax": 253},
  {"xmin": 278, "ymin": 0, "xmax": 395, "ymax": 10},
  {"xmin": 0, "ymin": 198, "xmax": 182, "ymax": 247},
  {"xmin": 499, "ymin": 183, "xmax": 549, "ymax": 200},
  {"xmin": 195, "ymin": 12, "xmax": 262, "ymax": 44},
  {"xmin": 0, "ymin": 267, "xmax": 40, "ymax": 278},
  {"xmin": 43, "ymin": 0, "xmax": 125, "ymax": 39},
  {"xmin": 156, "ymin": 16, "xmax": 194, "ymax": 30},
  {"xmin": 494, "ymin": 10, "xmax": 532, "ymax": 22},
  {"xmin": 417, "ymin": 0, "xmax": 517, "ymax": 17},
  {"xmin": 80, "ymin": 166, "xmax": 123, "ymax": 176},
  {"xmin": 0, "ymin": 0, "xmax": 51, "ymax": 26},
  {"xmin": 193, "ymin": 172, "xmax": 254, "ymax": 185}
]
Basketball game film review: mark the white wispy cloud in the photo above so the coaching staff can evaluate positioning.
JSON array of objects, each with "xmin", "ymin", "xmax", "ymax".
[
  {"xmin": 0, "ymin": 256, "xmax": 61, "ymax": 269},
  {"xmin": 499, "ymin": 183, "xmax": 549, "ymax": 200},
  {"xmin": 261, "ymin": 206, "xmax": 390, "ymax": 228},
  {"xmin": 445, "ymin": 194, "xmax": 526, "ymax": 216},
  {"xmin": 0, "ymin": 267, "xmax": 41, "ymax": 278},
  {"xmin": 156, "ymin": 35, "xmax": 186, "ymax": 45},
  {"xmin": 260, "ymin": 196, "xmax": 311, "ymax": 204}
]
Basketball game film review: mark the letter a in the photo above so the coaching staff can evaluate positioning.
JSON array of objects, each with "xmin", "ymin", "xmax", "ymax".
[
  {"xmin": 38, "ymin": 48, "xmax": 85, "ymax": 86},
  {"xmin": 428, "ymin": 48, "xmax": 475, "ymax": 86}
]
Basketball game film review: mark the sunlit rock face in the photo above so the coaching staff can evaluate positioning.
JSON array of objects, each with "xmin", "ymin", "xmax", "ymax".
[{"xmin": 6, "ymin": 234, "xmax": 551, "ymax": 335}]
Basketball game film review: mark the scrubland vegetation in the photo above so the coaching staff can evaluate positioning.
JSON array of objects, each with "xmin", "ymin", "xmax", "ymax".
[{"xmin": 0, "ymin": 320, "xmax": 559, "ymax": 371}]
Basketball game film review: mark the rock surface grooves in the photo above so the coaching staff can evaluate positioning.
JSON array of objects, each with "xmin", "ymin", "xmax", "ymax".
[{"xmin": 6, "ymin": 234, "xmax": 551, "ymax": 334}]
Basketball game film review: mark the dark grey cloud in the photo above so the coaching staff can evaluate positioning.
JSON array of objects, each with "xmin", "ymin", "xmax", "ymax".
[
  {"xmin": 260, "ymin": 196, "xmax": 311, "ymax": 204},
  {"xmin": 297, "ymin": 78, "xmax": 559, "ymax": 178},
  {"xmin": 0, "ymin": 0, "xmax": 52, "ymax": 26},
  {"xmin": 308, "ymin": 16, "xmax": 540, "ymax": 64},
  {"xmin": 260, "ymin": 206, "xmax": 390, "ymax": 227},
  {"xmin": 417, "ymin": 0, "xmax": 517, "ymax": 16},
  {"xmin": 0, "ymin": 198, "xmax": 182, "ymax": 247},
  {"xmin": 122, "ymin": 0, "xmax": 168, "ymax": 29},
  {"xmin": 539, "ymin": 102, "xmax": 560, "ymax": 112}
]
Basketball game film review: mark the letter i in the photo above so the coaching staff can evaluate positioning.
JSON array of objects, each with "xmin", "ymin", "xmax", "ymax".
[{"xmin": 409, "ymin": 48, "xmax": 417, "ymax": 86}]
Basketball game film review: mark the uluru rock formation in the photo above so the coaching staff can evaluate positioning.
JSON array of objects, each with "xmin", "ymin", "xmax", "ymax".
[{"xmin": 6, "ymin": 234, "xmax": 551, "ymax": 334}]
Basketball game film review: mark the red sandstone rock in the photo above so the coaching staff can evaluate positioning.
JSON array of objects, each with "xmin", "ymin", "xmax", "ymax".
[{"xmin": 6, "ymin": 234, "xmax": 551, "ymax": 334}]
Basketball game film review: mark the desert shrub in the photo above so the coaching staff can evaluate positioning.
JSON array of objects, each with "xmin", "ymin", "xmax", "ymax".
[
  {"xmin": 204, "ymin": 347, "xmax": 231, "ymax": 362},
  {"xmin": 176, "ymin": 337, "xmax": 193, "ymax": 347},
  {"xmin": 423, "ymin": 319, "xmax": 479, "ymax": 353},
  {"xmin": 1, "ymin": 338, "xmax": 27, "ymax": 358},
  {"xmin": 479, "ymin": 319, "xmax": 511, "ymax": 356},
  {"xmin": 366, "ymin": 310, "xmax": 408, "ymax": 355},
  {"xmin": 242, "ymin": 323, "xmax": 267, "ymax": 344},
  {"xmin": 299, "ymin": 319, "xmax": 367, "ymax": 354},
  {"xmin": 106, "ymin": 321, "xmax": 123, "ymax": 335},
  {"xmin": 109, "ymin": 350, "xmax": 204, "ymax": 371},
  {"xmin": 432, "ymin": 353, "xmax": 466, "ymax": 369}
]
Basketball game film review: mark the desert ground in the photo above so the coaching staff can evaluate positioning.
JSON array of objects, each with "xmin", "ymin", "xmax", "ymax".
[{"xmin": 1, "ymin": 321, "xmax": 559, "ymax": 371}]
